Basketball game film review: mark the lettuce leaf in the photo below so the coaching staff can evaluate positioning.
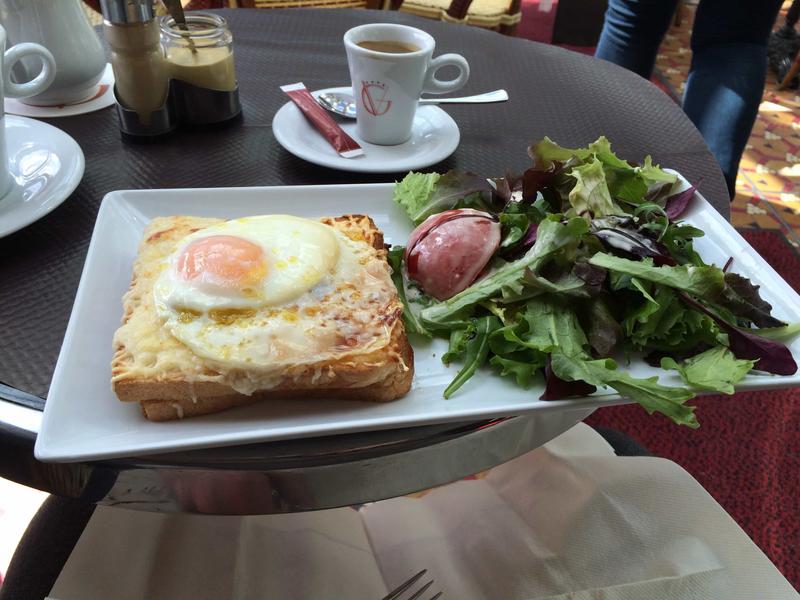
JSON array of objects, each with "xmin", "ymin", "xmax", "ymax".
[
  {"xmin": 421, "ymin": 216, "xmax": 589, "ymax": 324},
  {"xmin": 393, "ymin": 172, "xmax": 440, "ymax": 224},
  {"xmin": 567, "ymin": 158, "xmax": 623, "ymax": 217},
  {"xmin": 551, "ymin": 353, "xmax": 698, "ymax": 427},
  {"xmin": 393, "ymin": 171, "xmax": 493, "ymax": 225},
  {"xmin": 529, "ymin": 136, "xmax": 677, "ymax": 210},
  {"xmin": 661, "ymin": 346, "xmax": 755, "ymax": 394},
  {"xmin": 589, "ymin": 253, "xmax": 725, "ymax": 297}
]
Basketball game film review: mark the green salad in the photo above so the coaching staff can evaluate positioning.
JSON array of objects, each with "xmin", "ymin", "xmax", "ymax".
[{"xmin": 388, "ymin": 137, "xmax": 799, "ymax": 428}]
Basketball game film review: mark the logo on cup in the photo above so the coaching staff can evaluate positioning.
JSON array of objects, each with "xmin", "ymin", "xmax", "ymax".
[{"xmin": 361, "ymin": 81, "xmax": 391, "ymax": 116}]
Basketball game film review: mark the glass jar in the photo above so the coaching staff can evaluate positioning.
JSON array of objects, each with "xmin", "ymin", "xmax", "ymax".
[
  {"xmin": 102, "ymin": 0, "xmax": 169, "ymax": 126},
  {"xmin": 160, "ymin": 12, "xmax": 237, "ymax": 92}
]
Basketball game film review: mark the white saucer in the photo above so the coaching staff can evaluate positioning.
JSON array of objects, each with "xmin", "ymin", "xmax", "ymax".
[
  {"xmin": 4, "ymin": 63, "xmax": 115, "ymax": 118},
  {"xmin": 272, "ymin": 86, "xmax": 460, "ymax": 173},
  {"xmin": 0, "ymin": 115, "xmax": 85, "ymax": 238}
]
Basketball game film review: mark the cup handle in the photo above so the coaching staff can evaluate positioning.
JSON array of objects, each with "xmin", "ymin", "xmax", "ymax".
[
  {"xmin": 422, "ymin": 53, "xmax": 470, "ymax": 95},
  {"xmin": 4, "ymin": 43, "xmax": 56, "ymax": 99}
]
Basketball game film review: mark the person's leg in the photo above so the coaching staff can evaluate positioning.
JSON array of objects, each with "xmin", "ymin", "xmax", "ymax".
[
  {"xmin": 684, "ymin": 0, "xmax": 783, "ymax": 195},
  {"xmin": 595, "ymin": 0, "xmax": 679, "ymax": 79}
]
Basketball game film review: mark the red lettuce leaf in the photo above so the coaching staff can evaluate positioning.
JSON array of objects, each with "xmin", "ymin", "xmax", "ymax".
[
  {"xmin": 715, "ymin": 272, "xmax": 787, "ymax": 328},
  {"xmin": 592, "ymin": 227, "xmax": 676, "ymax": 266},
  {"xmin": 522, "ymin": 163, "xmax": 561, "ymax": 202},
  {"xmin": 520, "ymin": 222, "xmax": 539, "ymax": 248},
  {"xmin": 680, "ymin": 293, "xmax": 797, "ymax": 375},
  {"xmin": 665, "ymin": 185, "xmax": 696, "ymax": 220}
]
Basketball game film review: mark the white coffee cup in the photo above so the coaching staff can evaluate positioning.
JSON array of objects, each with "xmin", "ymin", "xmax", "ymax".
[
  {"xmin": 0, "ymin": 24, "xmax": 55, "ymax": 197},
  {"xmin": 0, "ymin": 0, "xmax": 106, "ymax": 106},
  {"xmin": 344, "ymin": 23, "xmax": 469, "ymax": 145}
]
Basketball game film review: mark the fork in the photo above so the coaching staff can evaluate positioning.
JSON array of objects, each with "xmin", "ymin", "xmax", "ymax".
[{"xmin": 381, "ymin": 569, "xmax": 442, "ymax": 600}]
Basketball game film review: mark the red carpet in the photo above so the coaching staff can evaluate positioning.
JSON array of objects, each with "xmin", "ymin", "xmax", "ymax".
[{"xmin": 587, "ymin": 229, "xmax": 800, "ymax": 590}]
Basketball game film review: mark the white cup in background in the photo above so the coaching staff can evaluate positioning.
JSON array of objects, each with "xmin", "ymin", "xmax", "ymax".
[
  {"xmin": 0, "ymin": 24, "xmax": 55, "ymax": 198},
  {"xmin": 344, "ymin": 23, "xmax": 469, "ymax": 145}
]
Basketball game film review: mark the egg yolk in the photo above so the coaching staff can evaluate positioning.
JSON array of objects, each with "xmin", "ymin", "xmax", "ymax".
[{"xmin": 177, "ymin": 235, "xmax": 266, "ymax": 288}]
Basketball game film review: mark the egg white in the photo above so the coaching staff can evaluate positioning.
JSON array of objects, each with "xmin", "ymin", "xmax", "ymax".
[{"xmin": 153, "ymin": 215, "xmax": 341, "ymax": 312}]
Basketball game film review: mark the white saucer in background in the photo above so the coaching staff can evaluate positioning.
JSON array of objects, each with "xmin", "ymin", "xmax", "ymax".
[
  {"xmin": 0, "ymin": 115, "xmax": 85, "ymax": 238},
  {"xmin": 272, "ymin": 86, "xmax": 460, "ymax": 173},
  {"xmin": 4, "ymin": 63, "xmax": 115, "ymax": 119}
]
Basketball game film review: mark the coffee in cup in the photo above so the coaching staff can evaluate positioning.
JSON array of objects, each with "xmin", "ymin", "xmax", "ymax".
[
  {"xmin": 356, "ymin": 40, "xmax": 420, "ymax": 54},
  {"xmin": 344, "ymin": 24, "xmax": 470, "ymax": 145}
]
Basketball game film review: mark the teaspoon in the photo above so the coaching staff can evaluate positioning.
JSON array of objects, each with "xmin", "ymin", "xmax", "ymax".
[{"xmin": 317, "ymin": 89, "xmax": 508, "ymax": 119}]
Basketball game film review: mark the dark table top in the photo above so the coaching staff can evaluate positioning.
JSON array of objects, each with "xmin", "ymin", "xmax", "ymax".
[{"xmin": 0, "ymin": 8, "xmax": 728, "ymax": 405}]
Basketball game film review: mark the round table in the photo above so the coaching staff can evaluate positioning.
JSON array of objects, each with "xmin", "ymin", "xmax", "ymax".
[{"xmin": 0, "ymin": 9, "xmax": 729, "ymax": 515}]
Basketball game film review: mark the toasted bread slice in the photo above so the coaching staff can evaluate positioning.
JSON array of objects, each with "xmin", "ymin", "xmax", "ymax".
[{"xmin": 112, "ymin": 214, "xmax": 413, "ymax": 421}]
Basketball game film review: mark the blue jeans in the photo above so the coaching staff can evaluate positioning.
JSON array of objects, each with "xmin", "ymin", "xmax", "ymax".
[{"xmin": 595, "ymin": 0, "xmax": 783, "ymax": 196}]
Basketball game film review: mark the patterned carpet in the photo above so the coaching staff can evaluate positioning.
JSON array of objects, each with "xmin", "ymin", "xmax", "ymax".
[{"xmin": 648, "ymin": 3, "xmax": 800, "ymax": 247}]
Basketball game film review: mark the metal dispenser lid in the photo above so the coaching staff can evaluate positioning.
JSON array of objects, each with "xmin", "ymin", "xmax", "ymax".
[{"xmin": 100, "ymin": 0, "xmax": 156, "ymax": 24}]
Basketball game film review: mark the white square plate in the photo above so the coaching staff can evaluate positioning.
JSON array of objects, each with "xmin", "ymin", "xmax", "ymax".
[{"xmin": 35, "ymin": 180, "xmax": 800, "ymax": 462}]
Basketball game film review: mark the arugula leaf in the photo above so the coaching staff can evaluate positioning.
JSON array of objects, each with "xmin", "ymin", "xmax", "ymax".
[
  {"xmin": 661, "ymin": 346, "xmax": 755, "ymax": 394},
  {"xmin": 589, "ymin": 253, "xmax": 725, "ymax": 297},
  {"xmin": 443, "ymin": 316, "xmax": 500, "ymax": 398},
  {"xmin": 518, "ymin": 297, "xmax": 588, "ymax": 356},
  {"xmin": 387, "ymin": 247, "xmax": 432, "ymax": 338},
  {"xmin": 660, "ymin": 222, "xmax": 705, "ymax": 266},
  {"xmin": 393, "ymin": 172, "xmax": 440, "ymax": 223},
  {"xmin": 421, "ymin": 217, "xmax": 589, "ymax": 324},
  {"xmin": 550, "ymin": 353, "xmax": 698, "ymax": 427},
  {"xmin": 567, "ymin": 158, "xmax": 622, "ymax": 217},
  {"xmin": 490, "ymin": 355, "xmax": 544, "ymax": 388},
  {"xmin": 442, "ymin": 322, "xmax": 475, "ymax": 364},
  {"xmin": 496, "ymin": 271, "xmax": 592, "ymax": 304}
]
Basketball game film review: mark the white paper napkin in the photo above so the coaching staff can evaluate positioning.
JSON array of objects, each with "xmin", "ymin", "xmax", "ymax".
[{"xmin": 48, "ymin": 424, "xmax": 798, "ymax": 599}]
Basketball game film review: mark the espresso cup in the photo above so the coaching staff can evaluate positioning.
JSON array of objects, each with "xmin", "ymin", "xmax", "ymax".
[
  {"xmin": 0, "ymin": 24, "xmax": 55, "ymax": 197},
  {"xmin": 344, "ymin": 23, "xmax": 469, "ymax": 145}
]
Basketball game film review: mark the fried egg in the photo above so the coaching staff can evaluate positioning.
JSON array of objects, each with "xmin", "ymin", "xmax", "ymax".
[
  {"xmin": 152, "ymin": 215, "xmax": 397, "ymax": 377},
  {"xmin": 154, "ymin": 215, "xmax": 340, "ymax": 312}
]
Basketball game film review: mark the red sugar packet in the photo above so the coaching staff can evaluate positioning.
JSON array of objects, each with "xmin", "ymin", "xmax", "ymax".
[{"xmin": 280, "ymin": 82, "xmax": 364, "ymax": 158}]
